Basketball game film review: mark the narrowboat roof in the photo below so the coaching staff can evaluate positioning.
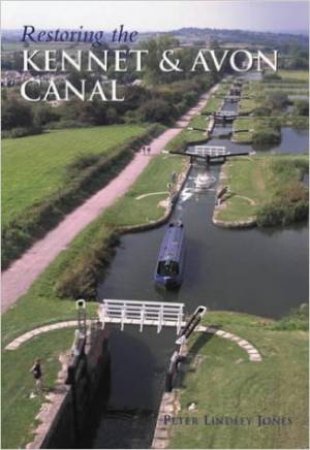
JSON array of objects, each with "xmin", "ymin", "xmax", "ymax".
[{"xmin": 158, "ymin": 222, "xmax": 185, "ymax": 262}]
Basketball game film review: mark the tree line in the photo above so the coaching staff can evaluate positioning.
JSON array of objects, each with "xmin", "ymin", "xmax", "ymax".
[{"xmin": 2, "ymin": 37, "xmax": 236, "ymax": 136}]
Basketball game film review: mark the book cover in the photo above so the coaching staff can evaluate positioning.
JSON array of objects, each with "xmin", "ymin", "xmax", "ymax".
[{"xmin": 1, "ymin": 1, "xmax": 309, "ymax": 449}]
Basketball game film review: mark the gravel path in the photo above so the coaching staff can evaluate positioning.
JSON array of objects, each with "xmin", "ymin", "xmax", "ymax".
[{"xmin": 2, "ymin": 88, "xmax": 217, "ymax": 313}]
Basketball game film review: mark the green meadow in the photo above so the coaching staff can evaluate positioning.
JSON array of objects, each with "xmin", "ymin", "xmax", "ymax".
[
  {"xmin": 2, "ymin": 125, "xmax": 146, "ymax": 226},
  {"xmin": 103, "ymin": 153, "xmax": 186, "ymax": 227},
  {"xmin": 216, "ymin": 155, "xmax": 308, "ymax": 223},
  {"xmin": 170, "ymin": 311, "xmax": 308, "ymax": 449},
  {"xmin": 277, "ymin": 70, "xmax": 309, "ymax": 82},
  {"xmin": 2, "ymin": 329, "xmax": 74, "ymax": 449}
]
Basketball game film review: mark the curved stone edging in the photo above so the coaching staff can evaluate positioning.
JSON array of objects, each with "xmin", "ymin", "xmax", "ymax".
[
  {"xmin": 152, "ymin": 391, "xmax": 181, "ymax": 449},
  {"xmin": 212, "ymin": 162, "xmax": 257, "ymax": 229},
  {"xmin": 5, "ymin": 320, "xmax": 82, "ymax": 350},
  {"xmin": 212, "ymin": 216, "xmax": 257, "ymax": 228},
  {"xmin": 118, "ymin": 163, "xmax": 191, "ymax": 235},
  {"xmin": 231, "ymin": 138, "xmax": 253, "ymax": 144},
  {"xmin": 5, "ymin": 319, "xmax": 262, "ymax": 364},
  {"xmin": 135, "ymin": 191, "xmax": 169, "ymax": 200},
  {"xmin": 196, "ymin": 325, "xmax": 262, "ymax": 362}
]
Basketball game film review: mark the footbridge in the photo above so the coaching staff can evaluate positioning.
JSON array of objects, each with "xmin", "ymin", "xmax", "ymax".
[{"xmin": 98, "ymin": 299, "xmax": 186, "ymax": 334}]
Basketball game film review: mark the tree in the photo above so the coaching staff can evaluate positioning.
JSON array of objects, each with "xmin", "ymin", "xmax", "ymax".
[
  {"xmin": 33, "ymin": 104, "xmax": 60, "ymax": 126},
  {"xmin": 294, "ymin": 100, "xmax": 309, "ymax": 116},
  {"xmin": 136, "ymin": 98, "xmax": 176, "ymax": 125},
  {"xmin": 2, "ymin": 98, "xmax": 34, "ymax": 130},
  {"xmin": 267, "ymin": 93, "xmax": 289, "ymax": 112}
]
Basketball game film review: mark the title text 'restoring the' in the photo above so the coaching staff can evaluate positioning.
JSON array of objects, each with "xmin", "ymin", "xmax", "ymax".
[{"xmin": 21, "ymin": 49, "xmax": 278, "ymax": 102}]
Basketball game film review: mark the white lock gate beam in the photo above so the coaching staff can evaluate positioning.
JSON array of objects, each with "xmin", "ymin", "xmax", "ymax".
[{"xmin": 99, "ymin": 299, "xmax": 186, "ymax": 334}]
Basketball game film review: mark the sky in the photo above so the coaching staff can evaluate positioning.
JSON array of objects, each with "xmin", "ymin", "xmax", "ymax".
[{"xmin": 1, "ymin": 0, "xmax": 309, "ymax": 34}]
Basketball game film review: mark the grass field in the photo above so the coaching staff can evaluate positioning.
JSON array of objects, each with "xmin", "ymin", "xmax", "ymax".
[
  {"xmin": 216, "ymin": 155, "xmax": 308, "ymax": 222},
  {"xmin": 103, "ymin": 153, "xmax": 186, "ymax": 226},
  {"xmin": 277, "ymin": 70, "xmax": 309, "ymax": 82},
  {"xmin": 214, "ymin": 82, "xmax": 231, "ymax": 97},
  {"xmin": 2, "ymin": 125, "xmax": 146, "ymax": 226},
  {"xmin": 165, "ymin": 128, "xmax": 207, "ymax": 153},
  {"xmin": 216, "ymin": 157, "xmax": 270, "ymax": 221},
  {"xmin": 232, "ymin": 117, "xmax": 253, "ymax": 143},
  {"xmin": 170, "ymin": 311, "xmax": 309, "ymax": 449},
  {"xmin": 2, "ymin": 329, "xmax": 74, "ymax": 449},
  {"xmin": 238, "ymin": 98, "xmax": 259, "ymax": 115},
  {"xmin": 202, "ymin": 96, "xmax": 222, "ymax": 114},
  {"xmin": 189, "ymin": 115, "xmax": 209, "ymax": 130}
]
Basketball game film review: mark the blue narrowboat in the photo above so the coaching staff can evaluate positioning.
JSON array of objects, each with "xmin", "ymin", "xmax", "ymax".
[{"xmin": 154, "ymin": 222, "xmax": 186, "ymax": 288}]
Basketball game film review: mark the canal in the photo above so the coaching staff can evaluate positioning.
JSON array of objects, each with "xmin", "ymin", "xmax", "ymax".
[{"xmin": 86, "ymin": 88, "xmax": 308, "ymax": 449}]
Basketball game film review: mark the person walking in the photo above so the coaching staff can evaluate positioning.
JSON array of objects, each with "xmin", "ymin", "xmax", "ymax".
[{"xmin": 30, "ymin": 358, "xmax": 43, "ymax": 394}]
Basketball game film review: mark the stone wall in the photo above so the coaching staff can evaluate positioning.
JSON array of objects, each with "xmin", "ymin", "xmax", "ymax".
[{"xmin": 40, "ymin": 328, "xmax": 111, "ymax": 449}]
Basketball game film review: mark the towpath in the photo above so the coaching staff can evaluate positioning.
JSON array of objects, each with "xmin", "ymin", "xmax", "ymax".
[{"xmin": 2, "ymin": 85, "xmax": 218, "ymax": 313}]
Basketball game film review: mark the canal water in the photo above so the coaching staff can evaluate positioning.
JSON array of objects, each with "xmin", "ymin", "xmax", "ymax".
[
  {"xmin": 88, "ymin": 88, "xmax": 309, "ymax": 448},
  {"xmin": 88, "ymin": 326, "xmax": 176, "ymax": 448},
  {"xmin": 97, "ymin": 163, "xmax": 308, "ymax": 319}
]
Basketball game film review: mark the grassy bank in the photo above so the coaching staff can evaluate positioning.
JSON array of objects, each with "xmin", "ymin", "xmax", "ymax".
[
  {"xmin": 215, "ymin": 155, "xmax": 308, "ymax": 225},
  {"xmin": 170, "ymin": 310, "xmax": 309, "ymax": 449},
  {"xmin": 232, "ymin": 117, "xmax": 254, "ymax": 143},
  {"xmin": 2, "ymin": 125, "xmax": 146, "ymax": 226},
  {"xmin": 202, "ymin": 96, "xmax": 222, "ymax": 114},
  {"xmin": 2, "ymin": 124, "xmax": 164, "ymax": 269},
  {"xmin": 2, "ymin": 329, "xmax": 74, "ymax": 449},
  {"xmin": 102, "ymin": 154, "xmax": 186, "ymax": 227},
  {"xmin": 238, "ymin": 97, "xmax": 259, "ymax": 115},
  {"xmin": 56, "ymin": 153, "xmax": 187, "ymax": 297},
  {"xmin": 165, "ymin": 128, "xmax": 208, "ymax": 153},
  {"xmin": 277, "ymin": 70, "xmax": 309, "ymax": 82}
]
